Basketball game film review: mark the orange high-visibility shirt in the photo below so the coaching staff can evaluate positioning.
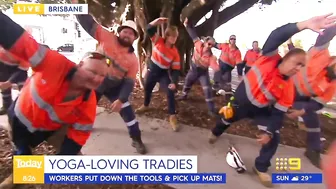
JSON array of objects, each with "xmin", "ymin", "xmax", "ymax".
[
  {"xmin": 93, "ymin": 26, "xmax": 139, "ymax": 81},
  {"xmin": 8, "ymin": 32, "xmax": 96, "ymax": 146},
  {"xmin": 244, "ymin": 49, "xmax": 261, "ymax": 67},
  {"xmin": 216, "ymin": 43, "xmax": 242, "ymax": 67},
  {"xmin": 244, "ymin": 53, "xmax": 294, "ymax": 112},
  {"xmin": 192, "ymin": 40, "xmax": 217, "ymax": 69},
  {"xmin": 150, "ymin": 34, "xmax": 181, "ymax": 70},
  {"xmin": 293, "ymin": 48, "xmax": 336, "ymax": 105}
]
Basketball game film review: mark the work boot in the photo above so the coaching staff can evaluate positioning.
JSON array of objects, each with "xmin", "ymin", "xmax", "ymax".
[
  {"xmin": 304, "ymin": 149, "xmax": 321, "ymax": 169},
  {"xmin": 0, "ymin": 106, "xmax": 8, "ymax": 115},
  {"xmin": 135, "ymin": 105, "xmax": 149, "ymax": 114},
  {"xmin": 252, "ymin": 167, "xmax": 273, "ymax": 188},
  {"xmin": 208, "ymin": 132, "xmax": 218, "ymax": 144},
  {"xmin": 131, "ymin": 136, "xmax": 147, "ymax": 154},
  {"xmin": 169, "ymin": 115, "xmax": 179, "ymax": 132},
  {"xmin": 0, "ymin": 174, "xmax": 14, "ymax": 189}
]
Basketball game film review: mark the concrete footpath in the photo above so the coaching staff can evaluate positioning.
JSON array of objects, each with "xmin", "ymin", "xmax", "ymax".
[
  {"xmin": 0, "ymin": 92, "xmax": 326, "ymax": 189},
  {"xmin": 83, "ymin": 112, "xmax": 325, "ymax": 189}
]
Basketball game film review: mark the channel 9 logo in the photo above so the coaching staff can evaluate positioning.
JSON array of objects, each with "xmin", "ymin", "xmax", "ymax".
[{"xmin": 275, "ymin": 157, "xmax": 301, "ymax": 171}]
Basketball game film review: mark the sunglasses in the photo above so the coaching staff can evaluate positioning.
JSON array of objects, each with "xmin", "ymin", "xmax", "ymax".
[
  {"xmin": 83, "ymin": 52, "xmax": 111, "ymax": 65},
  {"xmin": 207, "ymin": 42, "xmax": 214, "ymax": 47},
  {"xmin": 230, "ymin": 38, "xmax": 236, "ymax": 41}
]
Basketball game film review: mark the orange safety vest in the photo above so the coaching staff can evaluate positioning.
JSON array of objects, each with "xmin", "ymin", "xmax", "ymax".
[
  {"xmin": 0, "ymin": 50, "xmax": 30, "ymax": 71},
  {"xmin": 243, "ymin": 53, "xmax": 294, "ymax": 112},
  {"xmin": 216, "ymin": 43, "xmax": 242, "ymax": 67},
  {"xmin": 93, "ymin": 26, "xmax": 139, "ymax": 81},
  {"xmin": 244, "ymin": 49, "xmax": 261, "ymax": 67},
  {"xmin": 150, "ymin": 35, "xmax": 181, "ymax": 70},
  {"xmin": 293, "ymin": 48, "xmax": 336, "ymax": 105},
  {"xmin": 9, "ymin": 32, "xmax": 96, "ymax": 146},
  {"xmin": 192, "ymin": 40, "xmax": 217, "ymax": 68}
]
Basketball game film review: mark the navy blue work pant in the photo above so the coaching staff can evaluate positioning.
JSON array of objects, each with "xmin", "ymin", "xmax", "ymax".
[
  {"xmin": 237, "ymin": 64, "xmax": 251, "ymax": 76},
  {"xmin": 292, "ymin": 100, "xmax": 323, "ymax": 151},
  {"xmin": 244, "ymin": 66, "xmax": 251, "ymax": 75},
  {"xmin": 95, "ymin": 78, "xmax": 141, "ymax": 138},
  {"xmin": 7, "ymin": 99, "xmax": 55, "ymax": 155},
  {"xmin": 0, "ymin": 63, "xmax": 27, "ymax": 109},
  {"xmin": 213, "ymin": 61, "xmax": 233, "ymax": 91},
  {"xmin": 236, "ymin": 63, "xmax": 245, "ymax": 76},
  {"xmin": 212, "ymin": 82, "xmax": 281, "ymax": 172},
  {"xmin": 181, "ymin": 63, "xmax": 215, "ymax": 112},
  {"xmin": 144, "ymin": 64, "xmax": 176, "ymax": 115}
]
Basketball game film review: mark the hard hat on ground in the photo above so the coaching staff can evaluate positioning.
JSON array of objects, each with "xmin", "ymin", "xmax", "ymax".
[
  {"xmin": 117, "ymin": 20, "xmax": 139, "ymax": 39},
  {"xmin": 226, "ymin": 145, "xmax": 247, "ymax": 173}
]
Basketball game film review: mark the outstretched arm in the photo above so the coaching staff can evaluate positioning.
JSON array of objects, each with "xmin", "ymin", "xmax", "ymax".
[
  {"xmin": 263, "ymin": 13, "xmax": 336, "ymax": 56},
  {"xmin": 0, "ymin": 12, "xmax": 76, "ymax": 74},
  {"xmin": 183, "ymin": 18, "xmax": 200, "ymax": 42},
  {"xmin": 73, "ymin": 0, "xmax": 111, "ymax": 42},
  {"xmin": 314, "ymin": 25, "xmax": 336, "ymax": 50},
  {"xmin": 262, "ymin": 23, "xmax": 301, "ymax": 56},
  {"xmin": 76, "ymin": 15, "xmax": 98, "ymax": 38},
  {"xmin": 147, "ymin": 17, "xmax": 168, "ymax": 42}
]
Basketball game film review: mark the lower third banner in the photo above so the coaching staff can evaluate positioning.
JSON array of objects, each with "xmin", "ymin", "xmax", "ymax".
[{"xmin": 44, "ymin": 173, "xmax": 226, "ymax": 184}]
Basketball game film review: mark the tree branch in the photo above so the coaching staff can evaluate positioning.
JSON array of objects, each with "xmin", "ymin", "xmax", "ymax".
[
  {"xmin": 171, "ymin": 0, "xmax": 190, "ymax": 25},
  {"xmin": 181, "ymin": 0, "xmax": 192, "ymax": 8},
  {"xmin": 187, "ymin": 0, "xmax": 219, "ymax": 25},
  {"xmin": 195, "ymin": 0, "xmax": 259, "ymax": 36},
  {"xmin": 210, "ymin": 0, "xmax": 222, "ymax": 35}
]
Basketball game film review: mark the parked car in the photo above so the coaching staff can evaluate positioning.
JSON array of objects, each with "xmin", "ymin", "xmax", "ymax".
[{"xmin": 57, "ymin": 43, "xmax": 74, "ymax": 52}]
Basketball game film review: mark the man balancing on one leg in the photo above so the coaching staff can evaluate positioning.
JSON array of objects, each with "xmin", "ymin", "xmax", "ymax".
[
  {"xmin": 0, "ymin": 12, "xmax": 109, "ymax": 188},
  {"xmin": 177, "ymin": 18, "xmax": 218, "ymax": 116},
  {"xmin": 136, "ymin": 17, "xmax": 181, "ymax": 131},
  {"xmin": 73, "ymin": 0, "xmax": 146, "ymax": 154}
]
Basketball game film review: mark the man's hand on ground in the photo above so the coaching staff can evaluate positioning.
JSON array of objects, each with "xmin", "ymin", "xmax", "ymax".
[
  {"xmin": 256, "ymin": 132, "xmax": 271, "ymax": 145},
  {"xmin": 110, "ymin": 99, "xmax": 123, "ymax": 112}
]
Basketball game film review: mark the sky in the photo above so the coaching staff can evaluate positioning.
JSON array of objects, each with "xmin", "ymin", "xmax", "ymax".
[
  {"xmin": 213, "ymin": 0, "xmax": 336, "ymax": 52},
  {"xmin": 4, "ymin": 0, "xmax": 336, "ymax": 54}
]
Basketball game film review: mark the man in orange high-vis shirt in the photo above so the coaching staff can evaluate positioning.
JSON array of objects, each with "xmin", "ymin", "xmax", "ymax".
[
  {"xmin": 289, "ymin": 25, "xmax": 336, "ymax": 169},
  {"xmin": 213, "ymin": 35, "xmax": 242, "ymax": 93},
  {"xmin": 209, "ymin": 14, "xmax": 336, "ymax": 187},
  {"xmin": 177, "ymin": 18, "xmax": 217, "ymax": 115},
  {"xmin": 0, "ymin": 12, "xmax": 109, "ymax": 155},
  {"xmin": 135, "ymin": 17, "xmax": 181, "ymax": 131},
  {"xmin": 73, "ymin": 0, "xmax": 146, "ymax": 154},
  {"xmin": 237, "ymin": 41, "xmax": 261, "ymax": 77},
  {"xmin": 0, "ymin": 46, "xmax": 29, "ymax": 115}
]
